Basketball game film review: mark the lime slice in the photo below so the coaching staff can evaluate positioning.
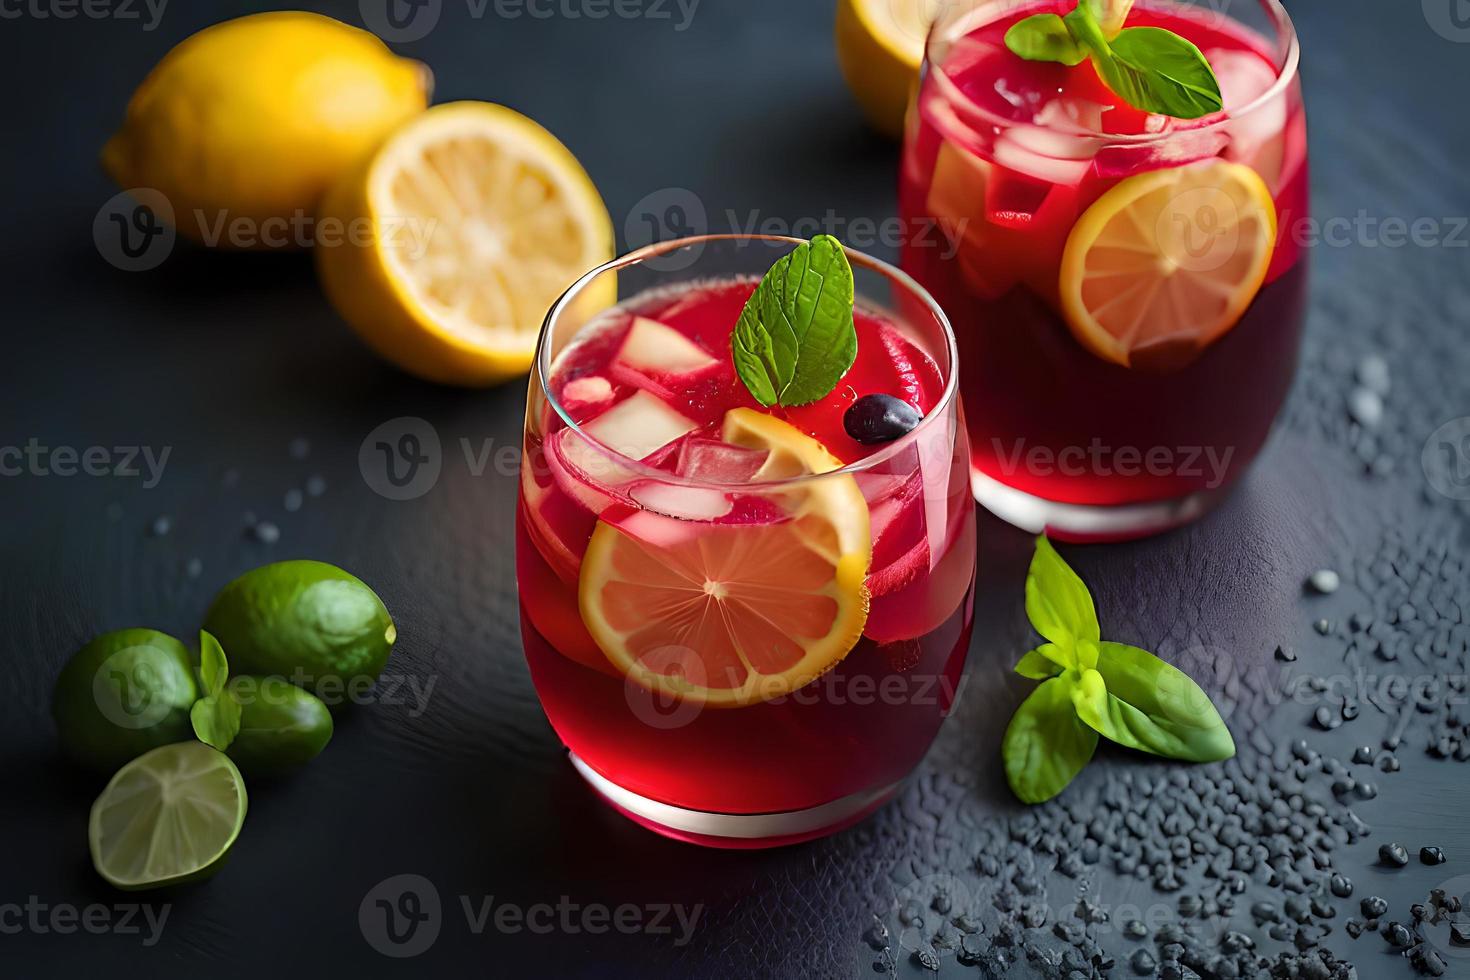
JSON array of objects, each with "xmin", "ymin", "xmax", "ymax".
[{"xmin": 89, "ymin": 742, "xmax": 248, "ymax": 891}]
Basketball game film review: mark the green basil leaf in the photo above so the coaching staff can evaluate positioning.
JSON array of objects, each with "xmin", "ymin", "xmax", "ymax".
[
  {"xmin": 1086, "ymin": 0, "xmax": 1133, "ymax": 38},
  {"xmin": 1002, "ymin": 676, "xmax": 1098, "ymax": 804},
  {"xmin": 191, "ymin": 691, "xmax": 242, "ymax": 751},
  {"xmin": 199, "ymin": 629, "xmax": 228, "ymax": 696},
  {"xmin": 1092, "ymin": 641, "xmax": 1235, "ymax": 761},
  {"xmin": 731, "ymin": 235, "xmax": 857, "ymax": 407},
  {"xmin": 1097, "ymin": 27, "xmax": 1223, "ymax": 119},
  {"xmin": 1025, "ymin": 536, "xmax": 1100, "ymax": 655},
  {"xmin": 1068, "ymin": 667, "xmax": 1109, "ymax": 729},
  {"xmin": 1004, "ymin": 14, "xmax": 1087, "ymax": 66},
  {"xmin": 1015, "ymin": 645, "xmax": 1066, "ymax": 679}
]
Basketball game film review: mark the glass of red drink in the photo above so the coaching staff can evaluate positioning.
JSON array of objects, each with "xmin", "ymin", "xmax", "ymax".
[
  {"xmin": 901, "ymin": 0, "xmax": 1307, "ymax": 540},
  {"xmin": 517, "ymin": 235, "xmax": 975, "ymax": 847}
]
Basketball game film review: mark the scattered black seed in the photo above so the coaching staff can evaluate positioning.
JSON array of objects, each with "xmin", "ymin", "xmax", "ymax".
[
  {"xmin": 911, "ymin": 943, "xmax": 940, "ymax": 971},
  {"xmin": 1380, "ymin": 753, "xmax": 1402, "ymax": 772},
  {"xmin": 1342, "ymin": 700, "xmax": 1361, "ymax": 721},
  {"xmin": 1380, "ymin": 842, "xmax": 1410, "ymax": 867},
  {"xmin": 1330, "ymin": 874, "xmax": 1354, "ymax": 898},
  {"xmin": 1421, "ymin": 949, "xmax": 1448, "ymax": 977},
  {"xmin": 1411, "ymin": 903, "xmax": 1429, "ymax": 922},
  {"xmin": 843, "ymin": 394, "xmax": 922, "ymax": 444},
  {"xmin": 1315, "ymin": 706, "xmax": 1342, "ymax": 730},
  {"xmin": 1314, "ymin": 618, "xmax": 1333, "ymax": 635},
  {"xmin": 862, "ymin": 919, "xmax": 889, "ymax": 950},
  {"xmin": 1346, "ymin": 919, "xmax": 1364, "ymax": 939},
  {"xmin": 1452, "ymin": 922, "xmax": 1470, "ymax": 946},
  {"xmin": 1356, "ymin": 781, "xmax": 1378, "ymax": 800},
  {"xmin": 1362, "ymin": 897, "xmax": 1389, "ymax": 919},
  {"xmin": 898, "ymin": 899, "xmax": 924, "ymax": 926},
  {"xmin": 1309, "ymin": 570, "xmax": 1341, "ymax": 594},
  {"xmin": 1352, "ymin": 745, "xmax": 1376, "ymax": 764},
  {"xmin": 1421, "ymin": 846, "xmax": 1447, "ymax": 865},
  {"xmin": 1123, "ymin": 919, "xmax": 1148, "ymax": 940},
  {"xmin": 957, "ymin": 933, "xmax": 985, "ymax": 965},
  {"xmin": 1384, "ymin": 921, "xmax": 1413, "ymax": 948},
  {"xmin": 1129, "ymin": 949, "xmax": 1157, "ymax": 976},
  {"xmin": 976, "ymin": 854, "xmax": 1000, "ymax": 877},
  {"xmin": 1277, "ymin": 644, "xmax": 1298, "ymax": 662}
]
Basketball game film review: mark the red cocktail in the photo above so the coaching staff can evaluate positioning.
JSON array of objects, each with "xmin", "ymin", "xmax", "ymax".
[
  {"xmin": 517, "ymin": 236, "xmax": 974, "ymax": 847},
  {"xmin": 900, "ymin": 0, "xmax": 1307, "ymax": 539}
]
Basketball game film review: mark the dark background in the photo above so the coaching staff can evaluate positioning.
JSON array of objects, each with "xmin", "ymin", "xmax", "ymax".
[{"xmin": 4, "ymin": 1, "xmax": 1470, "ymax": 977}]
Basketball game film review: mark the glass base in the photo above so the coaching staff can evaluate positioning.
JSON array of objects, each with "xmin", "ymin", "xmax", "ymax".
[
  {"xmin": 970, "ymin": 467, "xmax": 1230, "ymax": 543},
  {"xmin": 569, "ymin": 753, "xmax": 902, "ymax": 849}
]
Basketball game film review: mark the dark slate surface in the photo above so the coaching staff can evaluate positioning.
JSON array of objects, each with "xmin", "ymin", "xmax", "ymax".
[{"xmin": 3, "ymin": 1, "xmax": 1469, "ymax": 977}]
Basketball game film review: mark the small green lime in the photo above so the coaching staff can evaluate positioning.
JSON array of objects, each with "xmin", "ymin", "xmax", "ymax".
[
  {"xmin": 225, "ymin": 675, "xmax": 333, "ymax": 773},
  {"xmin": 90, "ymin": 741, "xmax": 247, "ymax": 891},
  {"xmin": 202, "ymin": 560, "xmax": 396, "ymax": 700},
  {"xmin": 52, "ymin": 628, "xmax": 200, "ymax": 771}
]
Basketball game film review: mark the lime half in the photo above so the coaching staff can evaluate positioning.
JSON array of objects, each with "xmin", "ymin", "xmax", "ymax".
[{"xmin": 89, "ymin": 741, "xmax": 248, "ymax": 891}]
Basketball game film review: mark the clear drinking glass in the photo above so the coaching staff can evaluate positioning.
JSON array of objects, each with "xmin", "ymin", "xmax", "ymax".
[
  {"xmin": 900, "ymin": 0, "xmax": 1308, "ymax": 540},
  {"xmin": 516, "ymin": 235, "xmax": 976, "ymax": 847}
]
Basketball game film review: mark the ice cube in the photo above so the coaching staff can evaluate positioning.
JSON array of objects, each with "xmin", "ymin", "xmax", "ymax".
[
  {"xmin": 630, "ymin": 480, "xmax": 732, "ymax": 521},
  {"xmin": 676, "ymin": 437, "xmax": 769, "ymax": 483},
  {"xmin": 994, "ymin": 130, "xmax": 1093, "ymax": 187},
  {"xmin": 1209, "ymin": 48, "xmax": 1286, "ymax": 155},
  {"xmin": 926, "ymin": 140, "xmax": 992, "ymax": 245},
  {"xmin": 617, "ymin": 315, "xmax": 718, "ymax": 374}
]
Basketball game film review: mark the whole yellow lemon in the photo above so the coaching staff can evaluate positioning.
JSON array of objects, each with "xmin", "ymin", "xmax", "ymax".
[{"xmin": 102, "ymin": 11, "xmax": 430, "ymax": 249}]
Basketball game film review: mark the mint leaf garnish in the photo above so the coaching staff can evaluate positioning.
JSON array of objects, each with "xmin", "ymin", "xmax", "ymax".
[
  {"xmin": 1006, "ymin": 0, "xmax": 1222, "ymax": 120},
  {"xmin": 191, "ymin": 630, "xmax": 241, "ymax": 751},
  {"xmin": 731, "ymin": 235, "xmax": 857, "ymax": 407},
  {"xmin": 1004, "ymin": 14, "xmax": 1086, "ymax": 66},
  {"xmin": 1002, "ymin": 536, "xmax": 1235, "ymax": 804}
]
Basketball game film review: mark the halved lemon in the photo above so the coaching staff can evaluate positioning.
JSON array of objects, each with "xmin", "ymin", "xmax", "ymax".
[
  {"xmin": 578, "ymin": 410, "xmax": 872, "ymax": 707},
  {"xmin": 1059, "ymin": 160, "xmax": 1277, "ymax": 371},
  {"xmin": 835, "ymin": 0, "xmax": 940, "ymax": 138},
  {"xmin": 316, "ymin": 101, "xmax": 615, "ymax": 386}
]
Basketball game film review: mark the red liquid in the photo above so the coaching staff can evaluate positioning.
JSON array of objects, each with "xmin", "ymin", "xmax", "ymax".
[
  {"xmin": 516, "ymin": 279, "xmax": 975, "ymax": 819},
  {"xmin": 900, "ymin": 0, "xmax": 1309, "ymax": 513}
]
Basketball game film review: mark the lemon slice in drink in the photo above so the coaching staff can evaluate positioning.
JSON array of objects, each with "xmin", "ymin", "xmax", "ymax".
[
  {"xmin": 317, "ymin": 101, "xmax": 615, "ymax": 386},
  {"xmin": 578, "ymin": 410, "xmax": 871, "ymax": 708},
  {"xmin": 1059, "ymin": 160, "xmax": 1277, "ymax": 371},
  {"xmin": 89, "ymin": 742, "xmax": 248, "ymax": 891}
]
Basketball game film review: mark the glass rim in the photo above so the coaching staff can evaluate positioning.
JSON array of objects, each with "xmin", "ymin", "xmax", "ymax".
[
  {"xmin": 534, "ymin": 233, "xmax": 962, "ymax": 491},
  {"xmin": 925, "ymin": 0, "xmax": 1301, "ymax": 146}
]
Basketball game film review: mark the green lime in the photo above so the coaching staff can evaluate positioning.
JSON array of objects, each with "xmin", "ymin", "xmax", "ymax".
[
  {"xmin": 89, "ymin": 741, "xmax": 248, "ymax": 890},
  {"xmin": 202, "ymin": 560, "xmax": 396, "ymax": 700},
  {"xmin": 52, "ymin": 628, "xmax": 200, "ymax": 771},
  {"xmin": 225, "ymin": 675, "xmax": 333, "ymax": 773}
]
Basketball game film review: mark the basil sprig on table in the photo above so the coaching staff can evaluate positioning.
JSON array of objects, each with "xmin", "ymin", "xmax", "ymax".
[
  {"xmin": 731, "ymin": 234, "xmax": 858, "ymax": 407},
  {"xmin": 1003, "ymin": 537, "xmax": 1235, "ymax": 804},
  {"xmin": 190, "ymin": 630, "xmax": 241, "ymax": 751},
  {"xmin": 1005, "ymin": 0, "xmax": 1223, "ymax": 120}
]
